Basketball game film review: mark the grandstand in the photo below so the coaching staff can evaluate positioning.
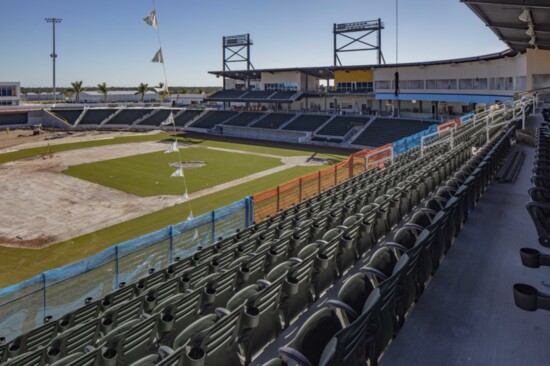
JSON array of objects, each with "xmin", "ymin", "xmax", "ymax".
[
  {"xmin": 103, "ymin": 109, "xmax": 154, "ymax": 126},
  {"xmin": 135, "ymin": 109, "xmax": 172, "ymax": 127},
  {"xmin": 50, "ymin": 109, "xmax": 83, "ymax": 126},
  {"xmin": 282, "ymin": 114, "xmax": 331, "ymax": 132},
  {"xmin": 0, "ymin": 92, "xmax": 543, "ymax": 366},
  {"xmin": 222, "ymin": 112, "xmax": 265, "ymax": 127},
  {"xmin": 188, "ymin": 110, "xmax": 239, "ymax": 129},
  {"xmin": 251, "ymin": 113, "xmax": 294, "ymax": 129},
  {"xmin": 316, "ymin": 115, "xmax": 370, "ymax": 137},
  {"xmin": 2, "ymin": 1, "xmax": 550, "ymax": 365},
  {"xmin": 352, "ymin": 118, "xmax": 436, "ymax": 148}
]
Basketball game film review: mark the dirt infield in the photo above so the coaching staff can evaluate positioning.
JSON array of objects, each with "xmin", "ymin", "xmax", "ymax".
[{"xmin": 0, "ymin": 140, "xmax": 328, "ymax": 249}]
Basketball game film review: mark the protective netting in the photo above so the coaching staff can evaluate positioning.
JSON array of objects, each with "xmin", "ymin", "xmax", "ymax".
[{"xmin": 0, "ymin": 198, "xmax": 252, "ymax": 342}]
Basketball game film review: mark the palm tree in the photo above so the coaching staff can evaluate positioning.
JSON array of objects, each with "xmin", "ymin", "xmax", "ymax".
[
  {"xmin": 70, "ymin": 81, "xmax": 84, "ymax": 103},
  {"xmin": 136, "ymin": 83, "xmax": 149, "ymax": 103},
  {"xmin": 97, "ymin": 82, "xmax": 108, "ymax": 102}
]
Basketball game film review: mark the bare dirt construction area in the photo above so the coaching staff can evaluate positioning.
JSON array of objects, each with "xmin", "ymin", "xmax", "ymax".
[
  {"xmin": 0, "ymin": 136, "xmax": 329, "ymax": 249},
  {"xmin": 0, "ymin": 142, "xmax": 180, "ymax": 249}
]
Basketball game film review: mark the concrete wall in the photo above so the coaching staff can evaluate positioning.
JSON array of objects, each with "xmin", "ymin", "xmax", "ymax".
[
  {"xmin": 526, "ymin": 49, "xmax": 550, "ymax": 90},
  {"xmin": 0, "ymin": 82, "xmax": 21, "ymax": 106}
]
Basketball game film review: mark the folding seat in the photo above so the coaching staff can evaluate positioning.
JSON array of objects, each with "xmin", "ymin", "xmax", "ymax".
[
  {"xmin": 159, "ymin": 308, "xmax": 242, "ymax": 366},
  {"xmin": 46, "ymin": 318, "xmax": 103, "ymax": 364},
  {"xmin": 209, "ymin": 250, "xmax": 236, "ymax": 272},
  {"xmin": 58, "ymin": 299, "xmax": 102, "ymax": 332},
  {"xmin": 149, "ymin": 290, "xmax": 202, "ymax": 347},
  {"xmin": 405, "ymin": 175, "xmax": 422, "ymax": 207},
  {"xmin": 136, "ymin": 268, "xmax": 172, "ymax": 295},
  {"xmin": 327, "ymin": 202, "xmax": 345, "ymax": 229},
  {"xmin": 226, "ymin": 278, "xmax": 284, "ymax": 364},
  {"xmin": 101, "ymin": 296, "xmax": 145, "ymax": 334},
  {"xmin": 168, "ymin": 258, "xmax": 194, "ymax": 278},
  {"xmin": 96, "ymin": 314, "xmax": 160, "ymax": 365},
  {"xmin": 276, "ymin": 290, "xmax": 380, "ymax": 366},
  {"xmin": 395, "ymin": 182, "xmax": 412, "ymax": 217},
  {"xmin": 526, "ymin": 201, "xmax": 550, "ymax": 248},
  {"xmin": 385, "ymin": 188, "xmax": 403, "ymax": 228},
  {"xmin": 372, "ymin": 196, "xmax": 391, "ymax": 239},
  {"xmin": 336, "ymin": 214, "xmax": 364, "ymax": 272},
  {"xmin": 358, "ymin": 204, "xmax": 379, "ymax": 255},
  {"xmin": 4, "ymin": 318, "xmax": 58, "ymax": 359},
  {"xmin": 271, "ymin": 254, "xmax": 316, "ymax": 328},
  {"xmin": 190, "ymin": 246, "xmax": 219, "ymax": 269},
  {"xmin": 195, "ymin": 267, "xmax": 238, "ymax": 314},
  {"xmin": 262, "ymin": 236, "xmax": 292, "ymax": 274},
  {"xmin": 228, "ymin": 250, "xmax": 268, "ymax": 290},
  {"xmin": 310, "ymin": 210, "xmax": 330, "ymax": 241},
  {"xmin": 179, "ymin": 262, "xmax": 210, "ymax": 292},
  {"xmin": 2, "ymin": 347, "xmax": 47, "ymax": 366},
  {"xmin": 101, "ymin": 284, "xmax": 138, "ymax": 311},
  {"xmin": 142, "ymin": 279, "xmax": 181, "ymax": 314},
  {"xmin": 310, "ymin": 228, "xmax": 344, "ymax": 299},
  {"xmin": 232, "ymin": 238, "xmax": 258, "ymax": 259}
]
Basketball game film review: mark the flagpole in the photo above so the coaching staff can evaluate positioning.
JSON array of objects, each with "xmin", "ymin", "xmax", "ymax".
[{"xmin": 148, "ymin": 1, "xmax": 194, "ymax": 220}]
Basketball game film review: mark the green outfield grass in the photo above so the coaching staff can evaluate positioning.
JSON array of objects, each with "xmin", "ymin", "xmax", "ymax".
[
  {"xmin": 63, "ymin": 148, "xmax": 283, "ymax": 196},
  {"xmin": 0, "ymin": 132, "xmax": 351, "ymax": 287},
  {"xmin": 0, "ymin": 165, "xmax": 324, "ymax": 287}
]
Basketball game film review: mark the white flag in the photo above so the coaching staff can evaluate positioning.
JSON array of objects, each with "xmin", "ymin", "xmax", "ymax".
[
  {"xmin": 164, "ymin": 141, "xmax": 178, "ymax": 154},
  {"xmin": 182, "ymin": 190, "xmax": 189, "ymax": 201},
  {"xmin": 192, "ymin": 229, "xmax": 199, "ymax": 241},
  {"xmin": 171, "ymin": 168, "xmax": 184, "ymax": 177},
  {"xmin": 161, "ymin": 112, "xmax": 175, "ymax": 126},
  {"xmin": 143, "ymin": 10, "xmax": 158, "ymax": 29},
  {"xmin": 151, "ymin": 48, "xmax": 164, "ymax": 63},
  {"xmin": 187, "ymin": 211, "xmax": 194, "ymax": 221}
]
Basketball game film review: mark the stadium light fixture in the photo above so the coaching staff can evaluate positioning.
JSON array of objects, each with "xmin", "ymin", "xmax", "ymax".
[
  {"xmin": 519, "ymin": 9, "xmax": 531, "ymax": 23},
  {"xmin": 45, "ymin": 17, "xmax": 62, "ymax": 104}
]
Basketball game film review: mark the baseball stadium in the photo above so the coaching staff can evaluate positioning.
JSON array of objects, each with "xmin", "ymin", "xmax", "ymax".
[{"xmin": 0, "ymin": 0, "xmax": 550, "ymax": 365}]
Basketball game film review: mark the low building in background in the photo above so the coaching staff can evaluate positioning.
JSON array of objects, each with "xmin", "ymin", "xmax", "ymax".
[{"xmin": 0, "ymin": 82, "xmax": 21, "ymax": 106}]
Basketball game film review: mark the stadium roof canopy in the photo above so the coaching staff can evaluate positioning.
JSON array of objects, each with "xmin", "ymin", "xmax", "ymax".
[
  {"xmin": 209, "ymin": 50, "xmax": 519, "ymax": 81},
  {"xmin": 462, "ymin": 0, "xmax": 550, "ymax": 51}
]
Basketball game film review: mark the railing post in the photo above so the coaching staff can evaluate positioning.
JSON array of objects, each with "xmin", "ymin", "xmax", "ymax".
[
  {"xmin": 211, "ymin": 210, "xmax": 216, "ymax": 245},
  {"xmin": 169, "ymin": 226, "xmax": 173, "ymax": 263},
  {"xmin": 318, "ymin": 171, "xmax": 321, "ymax": 194},
  {"xmin": 450, "ymin": 129, "xmax": 454, "ymax": 150},
  {"xmin": 114, "ymin": 246, "xmax": 119, "ymax": 289},
  {"xmin": 42, "ymin": 273, "xmax": 47, "ymax": 321},
  {"xmin": 276, "ymin": 186, "xmax": 280, "ymax": 212},
  {"xmin": 298, "ymin": 178, "xmax": 303, "ymax": 202},
  {"xmin": 522, "ymin": 104, "xmax": 526, "ymax": 130}
]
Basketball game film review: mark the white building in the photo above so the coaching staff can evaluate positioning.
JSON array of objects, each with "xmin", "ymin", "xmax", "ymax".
[
  {"xmin": 169, "ymin": 93, "xmax": 206, "ymax": 107},
  {"xmin": 0, "ymin": 82, "xmax": 21, "ymax": 106},
  {"xmin": 78, "ymin": 90, "xmax": 160, "ymax": 103}
]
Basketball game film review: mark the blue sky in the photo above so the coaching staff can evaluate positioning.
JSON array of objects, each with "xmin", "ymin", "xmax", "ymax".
[{"xmin": 0, "ymin": 0, "xmax": 506, "ymax": 87}]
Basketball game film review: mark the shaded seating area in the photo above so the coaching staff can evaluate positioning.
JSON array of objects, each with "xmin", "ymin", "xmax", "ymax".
[
  {"xmin": 251, "ymin": 113, "xmax": 294, "ymax": 129},
  {"xmin": 241, "ymin": 91, "xmax": 276, "ymax": 100},
  {"xmin": 77, "ymin": 109, "xmax": 115, "ymax": 126},
  {"xmin": 270, "ymin": 91, "xmax": 299, "ymax": 101},
  {"xmin": 352, "ymin": 118, "xmax": 436, "ymax": 147},
  {"xmin": 104, "ymin": 109, "xmax": 154, "ymax": 126},
  {"xmin": 136, "ymin": 110, "xmax": 172, "ymax": 127},
  {"xmin": 188, "ymin": 110, "xmax": 239, "ymax": 129},
  {"xmin": 282, "ymin": 114, "xmax": 331, "ymax": 132},
  {"xmin": 223, "ymin": 112, "xmax": 265, "ymax": 127},
  {"xmin": 50, "ymin": 109, "xmax": 84, "ymax": 126},
  {"xmin": 208, "ymin": 90, "xmax": 247, "ymax": 100},
  {"xmin": 0, "ymin": 112, "xmax": 28, "ymax": 126},
  {"xmin": 317, "ymin": 116, "xmax": 370, "ymax": 137}
]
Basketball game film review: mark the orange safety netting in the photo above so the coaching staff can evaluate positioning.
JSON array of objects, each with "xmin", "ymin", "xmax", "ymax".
[
  {"xmin": 438, "ymin": 118, "xmax": 462, "ymax": 133},
  {"xmin": 252, "ymin": 147, "xmax": 374, "ymax": 222},
  {"xmin": 366, "ymin": 144, "xmax": 393, "ymax": 170}
]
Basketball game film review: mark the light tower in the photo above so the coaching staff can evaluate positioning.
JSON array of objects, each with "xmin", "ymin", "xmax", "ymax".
[{"xmin": 45, "ymin": 18, "xmax": 62, "ymax": 103}]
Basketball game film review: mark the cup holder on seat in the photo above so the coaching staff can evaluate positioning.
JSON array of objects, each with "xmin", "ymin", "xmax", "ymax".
[{"xmin": 513, "ymin": 283, "xmax": 550, "ymax": 312}]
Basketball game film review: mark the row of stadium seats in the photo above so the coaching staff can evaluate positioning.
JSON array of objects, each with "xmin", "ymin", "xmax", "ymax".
[
  {"xmin": 514, "ymin": 126, "xmax": 550, "ymax": 314},
  {"xmin": 316, "ymin": 116, "xmax": 370, "ymax": 137},
  {"xmin": 208, "ymin": 90, "xmax": 300, "ymax": 102},
  {"xmin": 263, "ymin": 122, "xmax": 514, "ymax": 366},
  {"xmin": 352, "ymin": 118, "xmax": 436, "ymax": 148},
  {"xmin": 0, "ymin": 114, "xmax": 499, "ymax": 365},
  {"xmin": 223, "ymin": 112, "xmax": 266, "ymax": 127},
  {"xmin": 282, "ymin": 115, "xmax": 331, "ymax": 132}
]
